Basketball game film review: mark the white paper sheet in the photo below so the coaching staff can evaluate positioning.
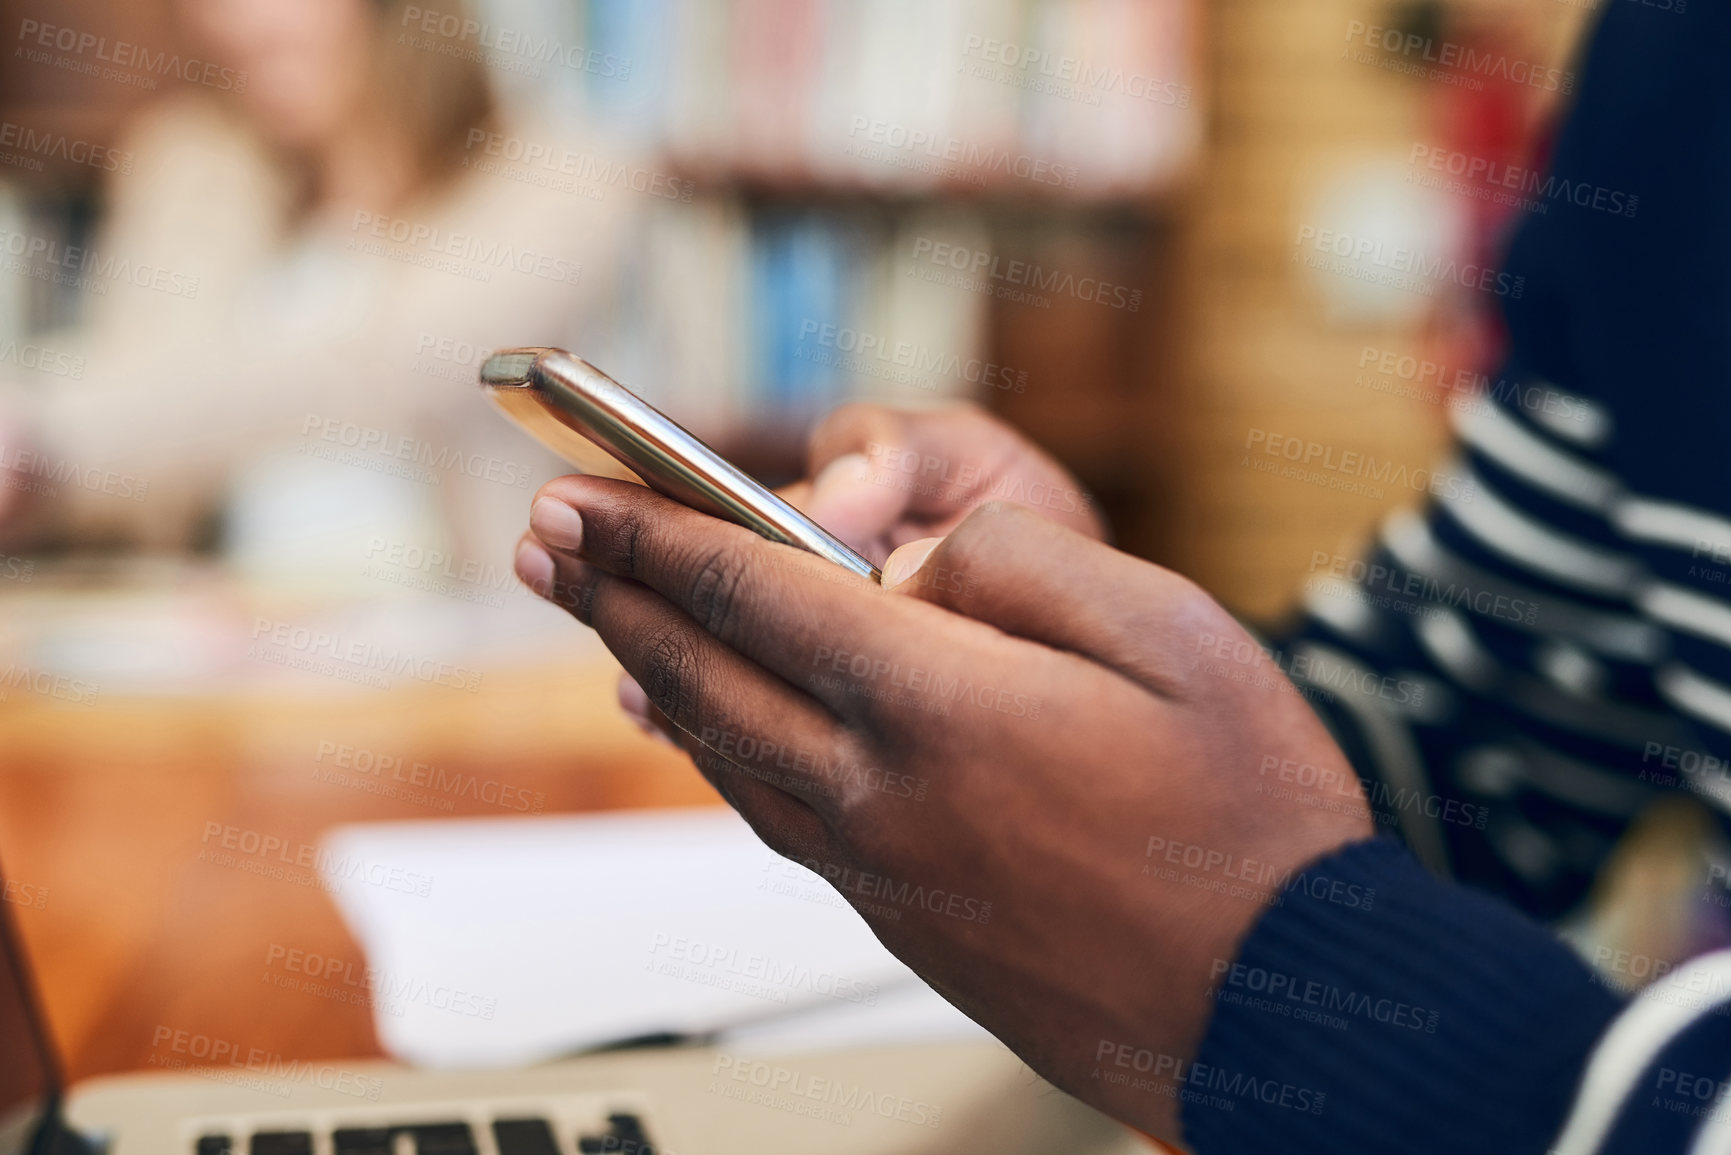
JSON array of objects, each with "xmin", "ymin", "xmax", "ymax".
[{"xmin": 320, "ymin": 808, "xmax": 988, "ymax": 1068}]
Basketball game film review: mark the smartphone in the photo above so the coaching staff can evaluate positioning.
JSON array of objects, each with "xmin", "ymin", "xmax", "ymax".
[{"xmin": 480, "ymin": 347, "xmax": 881, "ymax": 582}]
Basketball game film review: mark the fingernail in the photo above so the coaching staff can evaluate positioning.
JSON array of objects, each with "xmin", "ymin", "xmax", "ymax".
[
  {"xmin": 515, "ymin": 537, "xmax": 555, "ymax": 597},
  {"xmin": 529, "ymin": 497, "xmax": 584, "ymax": 551},
  {"xmin": 881, "ymin": 536, "xmax": 943, "ymax": 590}
]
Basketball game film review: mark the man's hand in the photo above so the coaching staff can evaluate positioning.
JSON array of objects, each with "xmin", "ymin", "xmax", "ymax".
[
  {"xmin": 786, "ymin": 403, "xmax": 1107, "ymax": 565},
  {"xmin": 515, "ymin": 478, "xmax": 1372, "ymax": 1141},
  {"xmin": 621, "ymin": 403, "xmax": 1106, "ymax": 736}
]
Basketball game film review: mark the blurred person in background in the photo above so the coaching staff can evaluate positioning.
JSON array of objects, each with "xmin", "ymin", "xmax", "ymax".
[{"xmin": 0, "ymin": 0, "xmax": 636, "ymax": 577}]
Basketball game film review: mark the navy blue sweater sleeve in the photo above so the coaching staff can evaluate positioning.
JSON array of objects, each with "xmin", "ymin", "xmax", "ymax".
[
  {"xmin": 1185, "ymin": 840, "xmax": 1731, "ymax": 1154},
  {"xmin": 1182, "ymin": 839, "xmax": 1621, "ymax": 1152}
]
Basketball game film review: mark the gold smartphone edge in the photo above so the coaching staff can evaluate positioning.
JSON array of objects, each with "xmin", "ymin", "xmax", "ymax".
[{"xmin": 481, "ymin": 348, "xmax": 883, "ymax": 584}]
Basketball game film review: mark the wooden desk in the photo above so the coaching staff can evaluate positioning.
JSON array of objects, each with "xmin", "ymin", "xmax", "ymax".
[{"xmin": 0, "ymin": 659, "xmax": 719, "ymax": 1080}]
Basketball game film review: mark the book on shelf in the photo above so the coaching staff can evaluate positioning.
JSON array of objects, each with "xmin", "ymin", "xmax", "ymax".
[
  {"xmin": 580, "ymin": 0, "xmax": 1197, "ymax": 195},
  {"xmin": 549, "ymin": 0, "xmax": 1195, "ymax": 437}
]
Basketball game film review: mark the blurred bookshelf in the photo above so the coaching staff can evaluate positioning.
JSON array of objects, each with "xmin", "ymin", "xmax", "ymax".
[
  {"xmin": 0, "ymin": 0, "xmax": 1202, "ymax": 557},
  {"xmin": 568, "ymin": 0, "xmax": 1202, "ymax": 555}
]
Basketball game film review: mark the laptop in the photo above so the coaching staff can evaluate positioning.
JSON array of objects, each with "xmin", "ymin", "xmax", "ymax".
[
  {"xmin": 0, "ymin": 855, "xmax": 1147, "ymax": 1155},
  {"xmin": 1, "ymin": 861, "xmax": 665, "ymax": 1155}
]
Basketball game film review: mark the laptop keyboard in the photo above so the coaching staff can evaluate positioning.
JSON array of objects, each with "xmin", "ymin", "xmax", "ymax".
[
  {"xmin": 573, "ymin": 1117, "xmax": 653, "ymax": 1155},
  {"xmin": 194, "ymin": 1116, "xmax": 657, "ymax": 1155},
  {"xmin": 251, "ymin": 1137, "xmax": 313, "ymax": 1155},
  {"xmin": 489, "ymin": 1121, "xmax": 556, "ymax": 1155}
]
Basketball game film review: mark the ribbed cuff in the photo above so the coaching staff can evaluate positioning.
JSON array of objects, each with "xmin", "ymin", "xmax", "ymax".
[{"xmin": 1182, "ymin": 839, "xmax": 1622, "ymax": 1155}]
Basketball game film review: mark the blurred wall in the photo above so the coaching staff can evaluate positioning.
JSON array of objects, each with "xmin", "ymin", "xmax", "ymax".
[{"xmin": 1165, "ymin": 0, "xmax": 1592, "ymax": 620}]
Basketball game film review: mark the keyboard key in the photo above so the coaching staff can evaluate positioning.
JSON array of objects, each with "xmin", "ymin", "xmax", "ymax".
[
  {"xmin": 610, "ymin": 1115, "xmax": 651, "ymax": 1153},
  {"xmin": 491, "ymin": 1120, "xmax": 557, "ymax": 1155},
  {"xmin": 403, "ymin": 1123, "xmax": 475, "ymax": 1155},
  {"xmin": 332, "ymin": 1129, "xmax": 392, "ymax": 1155},
  {"xmin": 250, "ymin": 1134, "xmax": 312, "ymax": 1155},
  {"xmin": 195, "ymin": 1136, "xmax": 231, "ymax": 1155},
  {"xmin": 575, "ymin": 1115, "xmax": 654, "ymax": 1155}
]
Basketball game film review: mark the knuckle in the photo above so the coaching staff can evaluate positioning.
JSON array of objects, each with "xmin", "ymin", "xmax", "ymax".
[
  {"xmin": 687, "ymin": 540, "xmax": 749, "ymax": 637},
  {"xmin": 829, "ymin": 773, "xmax": 905, "ymax": 858},
  {"xmin": 579, "ymin": 490, "xmax": 647, "ymax": 576},
  {"xmin": 608, "ymin": 507, "xmax": 645, "ymax": 576},
  {"xmin": 830, "ymin": 772, "xmax": 883, "ymax": 839},
  {"xmin": 638, "ymin": 622, "xmax": 704, "ymax": 726}
]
